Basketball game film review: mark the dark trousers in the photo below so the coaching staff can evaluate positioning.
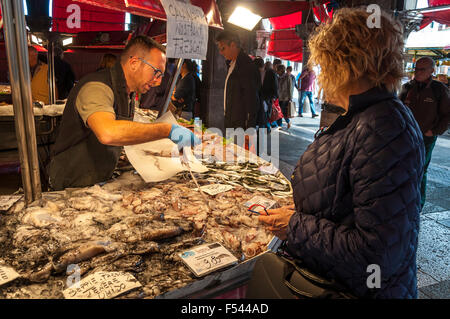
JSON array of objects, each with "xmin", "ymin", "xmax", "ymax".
[
  {"xmin": 421, "ymin": 135, "xmax": 437, "ymax": 209},
  {"xmin": 276, "ymin": 100, "xmax": 291, "ymax": 126}
]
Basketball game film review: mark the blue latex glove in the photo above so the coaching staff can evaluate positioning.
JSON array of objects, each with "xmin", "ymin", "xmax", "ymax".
[{"xmin": 168, "ymin": 124, "xmax": 201, "ymax": 150}]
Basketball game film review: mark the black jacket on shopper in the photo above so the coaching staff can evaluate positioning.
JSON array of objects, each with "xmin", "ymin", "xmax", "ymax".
[
  {"xmin": 287, "ymin": 87, "xmax": 425, "ymax": 298},
  {"xmin": 224, "ymin": 50, "xmax": 261, "ymax": 130}
]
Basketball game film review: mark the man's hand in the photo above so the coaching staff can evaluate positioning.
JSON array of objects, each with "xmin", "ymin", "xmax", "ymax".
[
  {"xmin": 424, "ymin": 130, "xmax": 433, "ymax": 137},
  {"xmin": 258, "ymin": 204, "xmax": 296, "ymax": 240},
  {"xmin": 168, "ymin": 124, "xmax": 201, "ymax": 150}
]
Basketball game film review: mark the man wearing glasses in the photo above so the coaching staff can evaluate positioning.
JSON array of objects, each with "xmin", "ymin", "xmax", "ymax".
[
  {"xmin": 48, "ymin": 36, "xmax": 200, "ymax": 190},
  {"xmin": 400, "ymin": 57, "xmax": 450, "ymax": 209}
]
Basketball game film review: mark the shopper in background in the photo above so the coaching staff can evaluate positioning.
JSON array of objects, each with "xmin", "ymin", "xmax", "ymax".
[
  {"xmin": 276, "ymin": 64, "xmax": 293, "ymax": 129},
  {"xmin": 216, "ymin": 30, "xmax": 260, "ymax": 131},
  {"xmin": 28, "ymin": 46, "xmax": 50, "ymax": 104},
  {"xmin": 297, "ymin": 67, "xmax": 318, "ymax": 118},
  {"xmin": 399, "ymin": 57, "xmax": 450, "ymax": 209},
  {"xmin": 171, "ymin": 59, "xmax": 196, "ymax": 121},
  {"xmin": 97, "ymin": 53, "xmax": 117, "ymax": 71},
  {"xmin": 54, "ymin": 46, "xmax": 75, "ymax": 100}
]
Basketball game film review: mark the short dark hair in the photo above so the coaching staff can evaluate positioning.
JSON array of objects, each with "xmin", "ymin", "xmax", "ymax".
[
  {"xmin": 183, "ymin": 59, "xmax": 195, "ymax": 73},
  {"xmin": 254, "ymin": 57, "xmax": 264, "ymax": 69},
  {"xmin": 216, "ymin": 30, "xmax": 241, "ymax": 47},
  {"xmin": 273, "ymin": 59, "xmax": 282, "ymax": 66},
  {"xmin": 121, "ymin": 35, "xmax": 165, "ymax": 62},
  {"xmin": 277, "ymin": 64, "xmax": 286, "ymax": 73},
  {"xmin": 286, "ymin": 66, "xmax": 293, "ymax": 72}
]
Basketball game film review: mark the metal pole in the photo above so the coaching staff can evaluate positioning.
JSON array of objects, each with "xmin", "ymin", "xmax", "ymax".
[
  {"xmin": 1, "ymin": 0, "xmax": 33, "ymax": 203},
  {"xmin": 48, "ymin": 39, "xmax": 56, "ymax": 104},
  {"xmin": 158, "ymin": 58, "xmax": 184, "ymax": 118},
  {"xmin": 14, "ymin": 0, "xmax": 42, "ymax": 201}
]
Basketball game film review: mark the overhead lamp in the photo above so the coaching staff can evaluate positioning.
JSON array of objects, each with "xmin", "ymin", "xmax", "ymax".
[
  {"xmin": 228, "ymin": 6, "xmax": 262, "ymax": 31},
  {"xmin": 62, "ymin": 37, "xmax": 73, "ymax": 46}
]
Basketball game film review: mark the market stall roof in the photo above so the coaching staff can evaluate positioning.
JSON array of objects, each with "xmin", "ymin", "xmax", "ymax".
[{"xmin": 73, "ymin": 0, "xmax": 223, "ymax": 28}]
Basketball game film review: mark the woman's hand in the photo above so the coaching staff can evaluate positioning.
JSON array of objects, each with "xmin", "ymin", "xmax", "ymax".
[{"xmin": 258, "ymin": 204, "xmax": 296, "ymax": 240}]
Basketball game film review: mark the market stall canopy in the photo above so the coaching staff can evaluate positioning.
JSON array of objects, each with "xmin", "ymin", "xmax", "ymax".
[
  {"xmin": 267, "ymin": 11, "xmax": 303, "ymax": 62},
  {"xmin": 420, "ymin": 0, "xmax": 450, "ymax": 29},
  {"xmin": 71, "ymin": 0, "xmax": 223, "ymax": 28},
  {"xmin": 226, "ymin": 0, "xmax": 329, "ymax": 19}
]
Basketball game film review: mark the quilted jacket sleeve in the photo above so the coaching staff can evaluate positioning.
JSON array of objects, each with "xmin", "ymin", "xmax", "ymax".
[{"xmin": 286, "ymin": 102, "xmax": 424, "ymax": 295}]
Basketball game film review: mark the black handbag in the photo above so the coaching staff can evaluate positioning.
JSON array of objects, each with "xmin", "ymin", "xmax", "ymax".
[{"xmin": 246, "ymin": 251, "xmax": 356, "ymax": 299}]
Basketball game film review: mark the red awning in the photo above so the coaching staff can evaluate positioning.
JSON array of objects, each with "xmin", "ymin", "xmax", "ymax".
[
  {"xmin": 267, "ymin": 30, "xmax": 303, "ymax": 62},
  {"xmin": 52, "ymin": 0, "xmax": 125, "ymax": 33},
  {"xmin": 73, "ymin": 0, "xmax": 223, "ymax": 28},
  {"xmin": 419, "ymin": 0, "xmax": 450, "ymax": 29},
  {"xmin": 228, "ymin": 0, "xmax": 329, "ymax": 19},
  {"xmin": 267, "ymin": 11, "xmax": 303, "ymax": 62}
]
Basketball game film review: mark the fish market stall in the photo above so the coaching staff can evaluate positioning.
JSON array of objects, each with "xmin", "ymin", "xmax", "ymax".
[{"xmin": 0, "ymin": 120, "xmax": 292, "ymax": 299}]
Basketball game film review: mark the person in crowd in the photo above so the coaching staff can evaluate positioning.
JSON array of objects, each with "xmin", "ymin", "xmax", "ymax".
[
  {"xmin": 191, "ymin": 60, "xmax": 203, "ymax": 118},
  {"xmin": 399, "ymin": 57, "xmax": 450, "ymax": 209},
  {"xmin": 139, "ymin": 58, "xmax": 176, "ymax": 112},
  {"xmin": 47, "ymin": 36, "xmax": 200, "ymax": 190},
  {"xmin": 216, "ymin": 30, "xmax": 260, "ymax": 132},
  {"xmin": 171, "ymin": 59, "xmax": 196, "ymax": 121},
  {"xmin": 276, "ymin": 64, "xmax": 293, "ymax": 129},
  {"xmin": 97, "ymin": 53, "xmax": 117, "ymax": 71},
  {"xmin": 258, "ymin": 8, "xmax": 425, "ymax": 298},
  {"xmin": 297, "ymin": 66, "xmax": 319, "ymax": 118},
  {"xmin": 269, "ymin": 60, "xmax": 283, "ymax": 129},
  {"xmin": 28, "ymin": 46, "xmax": 50, "ymax": 104},
  {"xmin": 287, "ymin": 65, "xmax": 297, "ymax": 94},
  {"xmin": 54, "ymin": 46, "xmax": 75, "ymax": 100},
  {"xmin": 253, "ymin": 57, "xmax": 268, "ymax": 129}
]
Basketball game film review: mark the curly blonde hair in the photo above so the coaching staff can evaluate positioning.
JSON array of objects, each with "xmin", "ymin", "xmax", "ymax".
[{"xmin": 308, "ymin": 8, "xmax": 404, "ymax": 102}]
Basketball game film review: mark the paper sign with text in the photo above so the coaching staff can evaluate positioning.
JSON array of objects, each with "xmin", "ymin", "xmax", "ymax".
[
  {"xmin": 0, "ymin": 265, "xmax": 20, "ymax": 286},
  {"xmin": 160, "ymin": 0, "xmax": 208, "ymax": 60},
  {"xmin": 63, "ymin": 272, "xmax": 141, "ymax": 299},
  {"xmin": 244, "ymin": 196, "xmax": 278, "ymax": 213},
  {"xmin": 196, "ymin": 184, "xmax": 234, "ymax": 196},
  {"xmin": 179, "ymin": 242, "xmax": 238, "ymax": 277}
]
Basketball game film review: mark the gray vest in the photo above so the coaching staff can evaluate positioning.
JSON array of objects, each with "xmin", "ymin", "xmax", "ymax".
[{"xmin": 48, "ymin": 62, "xmax": 134, "ymax": 190}]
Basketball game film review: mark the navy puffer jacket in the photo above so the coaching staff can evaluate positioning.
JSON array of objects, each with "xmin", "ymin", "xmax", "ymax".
[{"xmin": 286, "ymin": 87, "xmax": 425, "ymax": 298}]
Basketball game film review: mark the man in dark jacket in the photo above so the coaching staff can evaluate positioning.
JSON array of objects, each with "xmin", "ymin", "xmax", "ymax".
[
  {"xmin": 171, "ymin": 59, "xmax": 196, "ymax": 121},
  {"xmin": 400, "ymin": 57, "xmax": 450, "ymax": 208},
  {"xmin": 216, "ymin": 31, "xmax": 261, "ymax": 132}
]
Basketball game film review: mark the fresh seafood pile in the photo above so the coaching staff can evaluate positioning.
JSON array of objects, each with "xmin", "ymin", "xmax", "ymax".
[{"xmin": 0, "ymin": 159, "xmax": 293, "ymax": 299}]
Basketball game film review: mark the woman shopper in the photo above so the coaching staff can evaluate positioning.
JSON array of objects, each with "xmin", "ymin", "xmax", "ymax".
[
  {"xmin": 276, "ymin": 64, "xmax": 293, "ymax": 129},
  {"xmin": 257, "ymin": 8, "xmax": 425, "ymax": 298}
]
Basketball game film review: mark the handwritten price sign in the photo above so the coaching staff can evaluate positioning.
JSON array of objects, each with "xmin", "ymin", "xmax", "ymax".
[
  {"xmin": 63, "ymin": 272, "xmax": 141, "ymax": 299},
  {"xmin": 160, "ymin": 0, "xmax": 208, "ymax": 60}
]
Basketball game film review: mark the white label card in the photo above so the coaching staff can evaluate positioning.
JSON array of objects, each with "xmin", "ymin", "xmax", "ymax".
[
  {"xmin": 63, "ymin": 272, "xmax": 142, "ymax": 299},
  {"xmin": 0, "ymin": 266, "xmax": 20, "ymax": 286},
  {"xmin": 160, "ymin": 0, "xmax": 208, "ymax": 60},
  {"xmin": 196, "ymin": 184, "xmax": 234, "ymax": 196},
  {"xmin": 258, "ymin": 164, "xmax": 279, "ymax": 175},
  {"xmin": 243, "ymin": 196, "xmax": 278, "ymax": 213},
  {"xmin": 179, "ymin": 242, "xmax": 238, "ymax": 277}
]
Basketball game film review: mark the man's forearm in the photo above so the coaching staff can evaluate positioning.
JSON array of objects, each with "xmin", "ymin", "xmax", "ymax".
[{"xmin": 101, "ymin": 121, "xmax": 172, "ymax": 146}]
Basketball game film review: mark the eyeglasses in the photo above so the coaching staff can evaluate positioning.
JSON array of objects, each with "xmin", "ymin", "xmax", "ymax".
[{"xmin": 131, "ymin": 56, "xmax": 163, "ymax": 79}]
